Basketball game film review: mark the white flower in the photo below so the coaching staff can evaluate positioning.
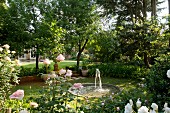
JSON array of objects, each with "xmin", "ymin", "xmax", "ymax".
[
  {"xmin": 129, "ymin": 99, "xmax": 133, "ymax": 106},
  {"xmin": 138, "ymin": 106, "xmax": 149, "ymax": 113},
  {"xmin": 150, "ymin": 109, "xmax": 156, "ymax": 113},
  {"xmin": 0, "ymin": 47, "xmax": 3, "ymax": 52},
  {"xmin": 164, "ymin": 107, "xmax": 170, "ymax": 113},
  {"xmin": 164, "ymin": 103, "xmax": 168, "ymax": 108},
  {"xmin": 30, "ymin": 102, "xmax": 38, "ymax": 108},
  {"xmin": 124, "ymin": 103, "xmax": 133, "ymax": 113},
  {"xmin": 136, "ymin": 98, "xmax": 142, "ymax": 108},
  {"xmin": 163, "ymin": 103, "xmax": 170, "ymax": 113},
  {"xmin": 65, "ymin": 69, "xmax": 72, "ymax": 77},
  {"xmin": 3, "ymin": 44, "xmax": 10, "ymax": 49},
  {"xmin": 167, "ymin": 70, "xmax": 170, "ymax": 78},
  {"xmin": 49, "ymin": 73, "xmax": 57, "ymax": 78},
  {"xmin": 43, "ymin": 59, "xmax": 51, "ymax": 65},
  {"xmin": 15, "ymin": 59, "xmax": 21, "ymax": 66},
  {"xmin": 19, "ymin": 109, "xmax": 29, "ymax": 113},
  {"xmin": 151, "ymin": 103, "xmax": 158, "ymax": 111},
  {"xmin": 5, "ymin": 56, "xmax": 11, "ymax": 62},
  {"xmin": 80, "ymin": 111, "xmax": 84, "ymax": 113},
  {"xmin": 11, "ymin": 51, "xmax": 16, "ymax": 54}
]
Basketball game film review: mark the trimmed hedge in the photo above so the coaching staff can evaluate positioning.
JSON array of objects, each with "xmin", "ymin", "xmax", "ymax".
[{"xmin": 87, "ymin": 63, "xmax": 149, "ymax": 79}]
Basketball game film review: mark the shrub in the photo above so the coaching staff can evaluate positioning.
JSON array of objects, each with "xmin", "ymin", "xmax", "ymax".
[
  {"xmin": 88, "ymin": 63, "xmax": 148, "ymax": 79},
  {"xmin": 0, "ymin": 44, "xmax": 20, "ymax": 111},
  {"xmin": 145, "ymin": 57, "xmax": 170, "ymax": 106}
]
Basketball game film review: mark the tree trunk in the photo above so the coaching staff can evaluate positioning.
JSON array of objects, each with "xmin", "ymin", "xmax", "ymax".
[
  {"xmin": 144, "ymin": 52, "xmax": 150, "ymax": 68},
  {"xmin": 143, "ymin": 0, "xmax": 147, "ymax": 19},
  {"xmin": 151, "ymin": 0, "xmax": 156, "ymax": 17},
  {"xmin": 76, "ymin": 39, "xmax": 88, "ymax": 70},
  {"xmin": 36, "ymin": 45, "xmax": 39, "ymax": 72}
]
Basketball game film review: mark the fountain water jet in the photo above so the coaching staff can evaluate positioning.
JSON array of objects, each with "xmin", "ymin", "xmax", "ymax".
[
  {"xmin": 94, "ymin": 69, "xmax": 109, "ymax": 93},
  {"xmin": 95, "ymin": 68, "xmax": 102, "ymax": 89},
  {"xmin": 69, "ymin": 69, "xmax": 120, "ymax": 97}
]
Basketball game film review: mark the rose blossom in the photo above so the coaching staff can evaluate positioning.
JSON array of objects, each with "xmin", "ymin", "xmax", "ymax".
[
  {"xmin": 56, "ymin": 54, "xmax": 65, "ymax": 62},
  {"xmin": 3, "ymin": 44, "xmax": 10, "ymax": 49},
  {"xmin": 116, "ymin": 107, "xmax": 120, "ymax": 111},
  {"xmin": 129, "ymin": 99, "xmax": 133, "ymax": 106},
  {"xmin": 15, "ymin": 59, "xmax": 21, "ymax": 66},
  {"xmin": 30, "ymin": 102, "xmax": 38, "ymax": 108},
  {"xmin": 149, "ymin": 110, "xmax": 156, "ymax": 113},
  {"xmin": 151, "ymin": 103, "xmax": 158, "ymax": 111},
  {"xmin": 138, "ymin": 106, "xmax": 149, "ymax": 113},
  {"xmin": 5, "ymin": 56, "xmax": 11, "ymax": 62},
  {"xmin": 49, "ymin": 73, "xmax": 57, "ymax": 78},
  {"xmin": 59, "ymin": 69, "xmax": 66, "ymax": 75},
  {"xmin": 43, "ymin": 59, "xmax": 51, "ymax": 65},
  {"xmin": 65, "ymin": 69, "xmax": 72, "ymax": 77},
  {"xmin": 9, "ymin": 89, "xmax": 24, "ymax": 100},
  {"xmin": 163, "ymin": 103, "xmax": 170, "ymax": 113},
  {"xmin": 73, "ymin": 83, "xmax": 83, "ymax": 89},
  {"xmin": 0, "ymin": 47, "xmax": 3, "ymax": 52},
  {"xmin": 19, "ymin": 109, "xmax": 29, "ymax": 113},
  {"xmin": 124, "ymin": 103, "xmax": 133, "ymax": 113},
  {"xmin": 136, "ymin": 98, "xmax": 142, "ymax": 108},
  {"xmin": 11, "ymin": 51, "xmax": 16, "ymax": 54},
  {"xmin": 167, "ymin": 70, "xmax": 170, "ymax": 78}
]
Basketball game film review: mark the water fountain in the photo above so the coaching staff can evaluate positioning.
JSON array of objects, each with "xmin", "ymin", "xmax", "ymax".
[{"xmin": 69, "ymin": 69, "xmax": 120, "ymax": 97}]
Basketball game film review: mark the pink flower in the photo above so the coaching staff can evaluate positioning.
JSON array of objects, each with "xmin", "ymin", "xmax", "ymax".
[
  {"xmin": 43, "ymin": 59, "xmax": 51, "ymax": 65},
  {"xmin": 9, "ymin": 90, "xmax": 24, "ymax": 100},
  {"xmin": 59, "ymin": 69, "xmax": 66, "ymax": 75},
  {"xmin": 56, "ymin": 54, "xmax": 65, "ymax": 62},
  {"xmin": 73, "ymin": 83, "xmax": 83, "ymax": 89},
  {"xmin": 65, "ymin": 69, "xmax": 72, "ymax": 77}
]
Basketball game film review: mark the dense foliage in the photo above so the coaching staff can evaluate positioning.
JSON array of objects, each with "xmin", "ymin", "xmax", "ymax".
[
  {"xmin": 145, "ymin": 54, "xmax": 170, "ymax": 106},
  {"xmin": 87, "ymin": 63, "xmax": 149, "ymax": 79},
  {"xmin": 0, "ymin": 44, "xmax": 20, "ymax": 110}
]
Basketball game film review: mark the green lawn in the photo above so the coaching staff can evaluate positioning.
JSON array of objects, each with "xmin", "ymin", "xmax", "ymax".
[
  {"xmin": 20, "ymin": 60, "xmax": 79, "ymax": 69},
  {"xmin": 12, "ymin": 77, "xmax": 140, "ymax": 99}
]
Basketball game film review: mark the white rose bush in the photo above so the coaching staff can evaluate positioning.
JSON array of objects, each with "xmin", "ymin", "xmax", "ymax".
[{"xmin": 0, "ymin": 44, "xmax": 20, "ymax": 111}]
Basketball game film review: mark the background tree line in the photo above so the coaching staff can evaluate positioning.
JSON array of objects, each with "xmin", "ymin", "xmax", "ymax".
[{"xmin": 0, "ymin": 0, "xmax": 169, "ymax": 69}]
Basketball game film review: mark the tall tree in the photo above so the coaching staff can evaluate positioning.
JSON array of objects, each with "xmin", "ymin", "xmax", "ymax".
[
  {"xmin": 1, "ymin": 0, "xmax": 65, "ymax": 70},
  {"xmin": 53, "ymin": 0, "xmax": 100, "ymax": 68}
]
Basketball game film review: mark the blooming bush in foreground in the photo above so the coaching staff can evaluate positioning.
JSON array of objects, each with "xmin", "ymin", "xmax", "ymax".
[{"xmin": 0, "ymin": 44, "xmax": 20, "ymax": 111}]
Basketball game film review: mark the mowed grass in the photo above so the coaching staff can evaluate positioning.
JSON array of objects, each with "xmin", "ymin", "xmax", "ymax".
[{"xmin": 20, "ymin": 60, "xmax": 79, "ymax": 69}]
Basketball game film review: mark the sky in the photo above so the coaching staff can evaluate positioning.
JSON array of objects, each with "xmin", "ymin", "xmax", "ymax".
[{"xmin": 158, "ymin": 0, "xmax": 168, "ymax": 17}]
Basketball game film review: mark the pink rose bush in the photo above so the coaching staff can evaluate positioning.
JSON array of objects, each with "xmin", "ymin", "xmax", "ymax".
[{"xmin": 9, "ymin": 90, "xmax": 24, "ymax": 100}]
